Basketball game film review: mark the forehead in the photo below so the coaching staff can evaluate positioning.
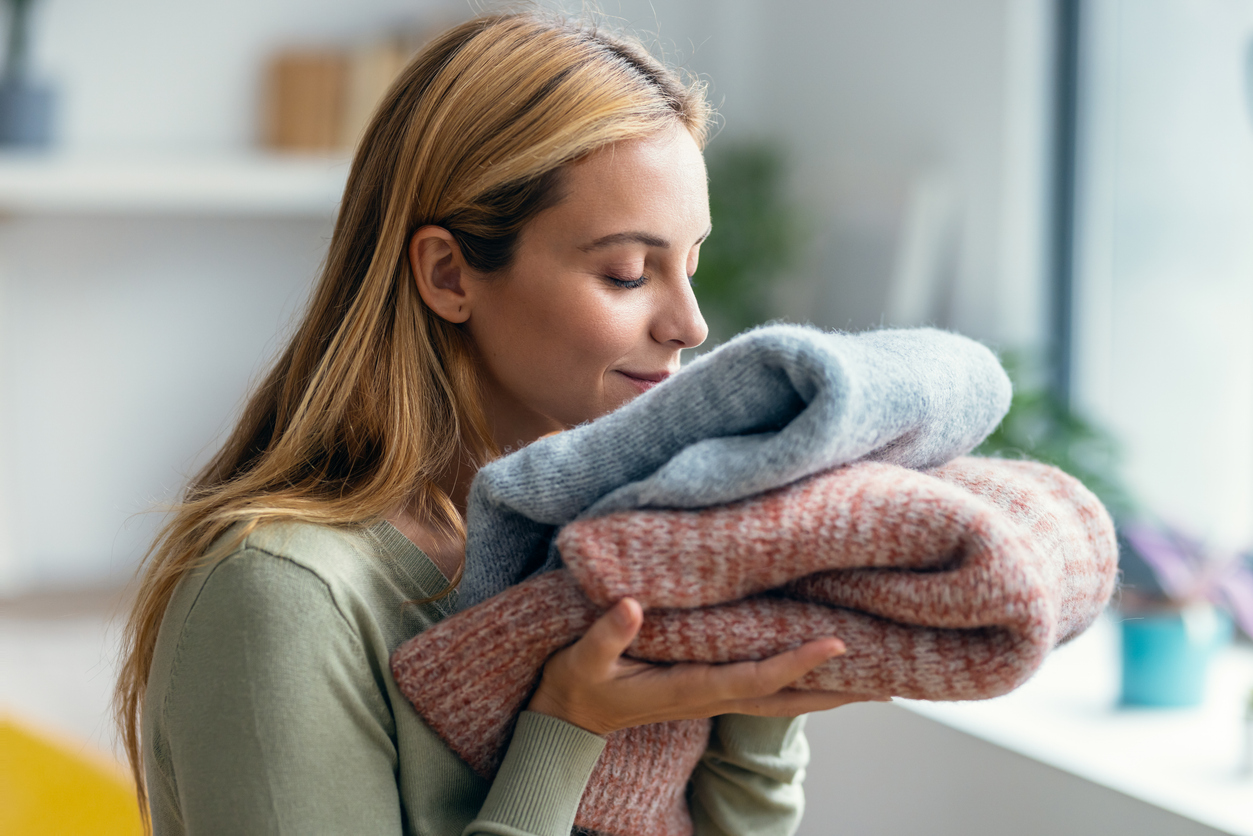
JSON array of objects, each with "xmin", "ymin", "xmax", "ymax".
[{"xmin": 530, "ymin": 131, "xmax": 710, "ymax": 247}]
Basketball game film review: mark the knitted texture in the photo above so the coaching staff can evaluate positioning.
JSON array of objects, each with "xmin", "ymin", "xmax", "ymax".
[
  {"xmin": 391, "ymin": 456, "xmax": 1118, "ymax": 836},
  {"xmin": 458, "ymin": 324, "xmax": 1013, "ymax": 610}
]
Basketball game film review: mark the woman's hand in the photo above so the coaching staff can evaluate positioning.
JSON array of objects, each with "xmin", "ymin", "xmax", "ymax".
[{"xmin": 525, "ymin": 598, "xmax": 886, "ymax": 736}]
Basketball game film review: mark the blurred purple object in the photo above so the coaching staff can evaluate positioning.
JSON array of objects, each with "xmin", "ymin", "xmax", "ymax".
[
  {"xmin": 1122, "ymin": 521, "xmax": 1253, "ymax": 638},
  {"xmin": 1214, "ymin": 558, "xmax": 1253, "ymax": 639}
]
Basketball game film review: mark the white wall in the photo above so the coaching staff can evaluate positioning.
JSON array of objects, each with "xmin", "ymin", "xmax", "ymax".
[
  {"xmin": 0, "ymin": 216, "xmax": 331, "ymax": 589},
  {"xmin": 17, "ymin": 0, "xmax": 1055, "ymax": 339},
  {"xmin": 606, "ymin": 0, "xmax": 1053, "ymax": 350},
  {"xmin": 30, "ymin": 0, "xmax": 462, "ymax": 151},
  {"xmin": 1072, "ymin": 0, "xmax": 1253, "ymax": 548},
  {"xmin": 1, "ymin": 0, "xmax": 1051, "ymax": 591},
  {"xmin": 0, "ymin": 0, "xmax": 461, "ymax": 592}
]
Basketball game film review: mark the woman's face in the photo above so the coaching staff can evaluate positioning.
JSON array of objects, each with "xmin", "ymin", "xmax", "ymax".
[{"xmin": 462, "ymin": 129, "xmax": 711, "ymax": 448}]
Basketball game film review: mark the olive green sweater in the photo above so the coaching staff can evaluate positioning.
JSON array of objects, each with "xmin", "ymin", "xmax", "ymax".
[{"xmin": 142, "ymin": 521, "xmax": 810, "ymax": 835}]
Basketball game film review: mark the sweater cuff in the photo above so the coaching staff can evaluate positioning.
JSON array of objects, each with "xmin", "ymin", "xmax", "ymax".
[
  {"xmin": 465, "ymin": 711, "xmax": 606, "ymax": 836},
  {"xmin": 714, "ymin": 714, "xmax": 807, "ymax": 757}
]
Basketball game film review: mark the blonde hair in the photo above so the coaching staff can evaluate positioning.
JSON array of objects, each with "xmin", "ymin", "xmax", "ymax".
[{"xmin": 113, "ymin": 9, "xmax": 709, "ymax": 824}]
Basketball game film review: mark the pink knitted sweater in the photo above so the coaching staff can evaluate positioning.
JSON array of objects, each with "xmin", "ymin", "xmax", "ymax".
[{"xmin": 390, "ymin": 456, "xmax": 1118, "ymax": 836}]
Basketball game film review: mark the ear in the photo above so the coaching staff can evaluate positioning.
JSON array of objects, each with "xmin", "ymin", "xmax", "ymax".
[{"xmin": 409, "ymin": 225, "xmax": 473, "ymax": 324}]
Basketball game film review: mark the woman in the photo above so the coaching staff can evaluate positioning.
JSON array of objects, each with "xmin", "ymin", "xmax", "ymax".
[{"xmin": 115, "ymin": 11, "xmax": 872, "ymax": 835}]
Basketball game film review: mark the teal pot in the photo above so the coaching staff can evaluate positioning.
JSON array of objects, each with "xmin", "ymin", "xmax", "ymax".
[
  {"xmin": 0, "ymin": 79, "xmax": 55, "ymax": 146},
  {"xmin": 1120, "ymin": 604, "xmax": 1234, "ymax": 707}
]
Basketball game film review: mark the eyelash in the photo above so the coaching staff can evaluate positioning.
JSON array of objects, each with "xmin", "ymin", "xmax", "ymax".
[
  {"xmin": 603, "ymin": 274, "xmax": 697, "ymax": 289},
  {"xmin": 604, "ymin": 274, "xmax": 648, "ymax": 289}
]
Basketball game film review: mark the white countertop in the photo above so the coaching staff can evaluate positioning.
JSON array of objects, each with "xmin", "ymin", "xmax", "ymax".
[{"xmin": 901, "ymin": 614, "xmax": 1253, "ymax": 835}]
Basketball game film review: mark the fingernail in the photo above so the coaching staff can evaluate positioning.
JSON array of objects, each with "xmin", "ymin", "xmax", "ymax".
[
  {"xmin": 828, "ymin": 639, "xmax": 846, "ymax": 656},
  {"xmin": 613, "ymin": 600, "xmax": 636, "ymax": 629}
]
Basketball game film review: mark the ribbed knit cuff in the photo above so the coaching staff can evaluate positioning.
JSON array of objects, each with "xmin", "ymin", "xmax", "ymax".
[
  {"xmin": 465, "ymin": 711, "xmax": 606, "ymax": 836},
  {"xmin": 715, "ymin": 714, "xmax": 807, "ymax": 756}
]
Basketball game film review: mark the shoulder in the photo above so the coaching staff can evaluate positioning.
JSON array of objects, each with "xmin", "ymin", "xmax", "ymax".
[
  {"xmin": 170, "ymin": 522, "xmax": 377, "ymax": 639},
  {"xmin": 230, "ymin": 519, "xmax": 379, "ymax": 596},
  {"xmin": 181, "ymin": 519, "xmax": 451, "ymax": 640},
  {"xmin": 152, "ymin": 523, "xmax": 385, "ymax": 687},
  {"xmin": 199, "ymin": 525, "xmax": 359, "ymax": 629},
  {"xmin": 149, "ymin": 520, "xmax": 451, "ymax": 704},
  {"xmin": 145, "ymin": 520, "xmax": 431, "ymax": 735}
]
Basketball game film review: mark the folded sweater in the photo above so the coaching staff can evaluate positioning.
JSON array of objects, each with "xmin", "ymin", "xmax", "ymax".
[
  {"xmin": 458, "ymin": 324, "xmax": 1013, "ymax": 610},
  {"xmin": 391, "ymin": 456, "xmax": 1118, "ymax": 836}
]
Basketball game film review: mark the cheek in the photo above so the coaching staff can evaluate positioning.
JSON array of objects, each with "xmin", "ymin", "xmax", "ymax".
[
  {"xmin": 474, "ymin": 281, "xmax": 643, "ymax": 387},
  {"xmin": 552, "ymin": 298, "xmax": 639, "ymax": 366}
]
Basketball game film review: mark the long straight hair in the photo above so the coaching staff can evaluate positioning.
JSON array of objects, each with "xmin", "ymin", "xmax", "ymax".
[{"xmin": 113, "ymin": 10, "xmax": 709, "ymax": 824}]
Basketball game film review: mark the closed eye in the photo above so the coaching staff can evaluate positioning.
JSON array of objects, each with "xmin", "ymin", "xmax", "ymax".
[{"xmin": 604, "ymin": 274, "xmax": 648, "ymax": 289}]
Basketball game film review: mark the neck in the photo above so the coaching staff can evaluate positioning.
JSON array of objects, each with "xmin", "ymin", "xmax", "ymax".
[
  {"xmin": 384, "ymin": 444, "xmax": 479, "ymax": 580},
  {"xmin": 434, "ymin": 444, "xmax": 478, "ymax": 518},
  {"xmin": 386, "ymin": 378, "xmax": 562, "ymax": 575},
  {"xmin": 479, "ymin": 379, "xmax": 564, "ymax": 455}
]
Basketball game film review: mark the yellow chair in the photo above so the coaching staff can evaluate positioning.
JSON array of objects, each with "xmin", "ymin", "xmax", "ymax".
[{"xmin": 0, "ymin": 713, "xmax": 143, "ymax": 836}]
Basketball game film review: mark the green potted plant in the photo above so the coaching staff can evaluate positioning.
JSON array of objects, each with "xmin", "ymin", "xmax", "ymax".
[
  {"xmin": 694, "ymin": 141, "xmax": 805, "ymax": 341},
  {"xmin": 0, "ymin": 0, "xmax": 55, "ymax": 146},
  {"xmin": 973, "ymin": 351, "xmax": 1136, "ymax": 519}
]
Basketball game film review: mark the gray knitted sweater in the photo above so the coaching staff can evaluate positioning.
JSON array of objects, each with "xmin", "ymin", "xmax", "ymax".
[{"xmin": 458, "ymin": 324, "xmax": 1012, "ymax": 611}]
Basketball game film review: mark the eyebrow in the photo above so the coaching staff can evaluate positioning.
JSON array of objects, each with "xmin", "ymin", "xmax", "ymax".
[{"xmin": 579, "ymin": 224, "xmax": 713, "ymax": 252}]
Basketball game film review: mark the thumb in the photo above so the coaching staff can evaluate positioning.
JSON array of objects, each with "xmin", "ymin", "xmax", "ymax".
[{"xmin": 571, "ymin": 598, "xmax": 643, "ymax": 671}]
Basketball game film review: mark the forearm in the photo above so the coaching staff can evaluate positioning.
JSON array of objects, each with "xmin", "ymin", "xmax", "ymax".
[
  {"xmin": 690, "ymin": 715, "xmax": 809, "ymax": 836},
  {"xmin": 463, "ymin": 712, "xmax": 605, "ymax": 836}
]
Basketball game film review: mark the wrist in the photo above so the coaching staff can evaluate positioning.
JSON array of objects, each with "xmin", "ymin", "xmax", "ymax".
[
  {"xmin": 524, "ymin": 685, "xmax": 563, "ymax": 722},
  {"xmin": 527, "ymin": 682, "xmax": 607, "ymax": 735}
]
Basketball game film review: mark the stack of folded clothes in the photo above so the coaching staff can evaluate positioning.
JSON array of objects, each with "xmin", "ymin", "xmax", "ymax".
[{"xmin": 391, "ymin": 324, "xmax": 1118, "ymax": 836}]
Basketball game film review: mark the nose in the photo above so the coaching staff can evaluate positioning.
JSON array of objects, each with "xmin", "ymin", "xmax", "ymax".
[{"xmin": 651, "ymin": 271, "xmax": 709, "ymax": 350}]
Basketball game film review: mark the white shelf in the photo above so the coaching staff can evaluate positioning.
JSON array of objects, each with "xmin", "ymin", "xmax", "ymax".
[
  {"xmin": 900, "ymin": 615, "xmax": 1253, "ymax": 836},
  {"xmin": 0, "ymin": 152, "xmax": 351, "ymax": 217}
]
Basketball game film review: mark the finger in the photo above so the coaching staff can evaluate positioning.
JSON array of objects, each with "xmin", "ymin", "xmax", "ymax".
[
  {"xmin": 786, "ymin": 638, "xmax": 846, "ymax": 674},
  {"xmin": 716, "ymin": 638, "xmax": 846, "ymax": 700},
  {"xmin": 567, "ymin": 598, "xmax": 644, "ymax": 672}
]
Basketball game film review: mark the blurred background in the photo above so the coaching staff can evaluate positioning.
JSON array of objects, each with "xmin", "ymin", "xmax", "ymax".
[{"xmin": 0, "ymin": 1, "xmax": 1250, "ymax": 834}]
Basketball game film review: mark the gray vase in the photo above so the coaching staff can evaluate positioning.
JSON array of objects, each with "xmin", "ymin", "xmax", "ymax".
[{"xmin": 0, "ymin": 79, "xmax": 54, "ymax": 146}]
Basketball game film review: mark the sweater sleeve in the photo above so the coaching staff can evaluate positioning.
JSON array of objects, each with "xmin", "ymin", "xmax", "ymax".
[
  {"xmin": 463, "ymin": 712, "xmax": 606, "ymax": 836},
  {"xmin": 688, "ymin": 715, "xmax": 809, "ymax": 836}
]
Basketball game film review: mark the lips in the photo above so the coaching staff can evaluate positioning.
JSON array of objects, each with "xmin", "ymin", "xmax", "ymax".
[{"xmin": 616, "ymin": 369, "xmax": 673, "ymax": 394}]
